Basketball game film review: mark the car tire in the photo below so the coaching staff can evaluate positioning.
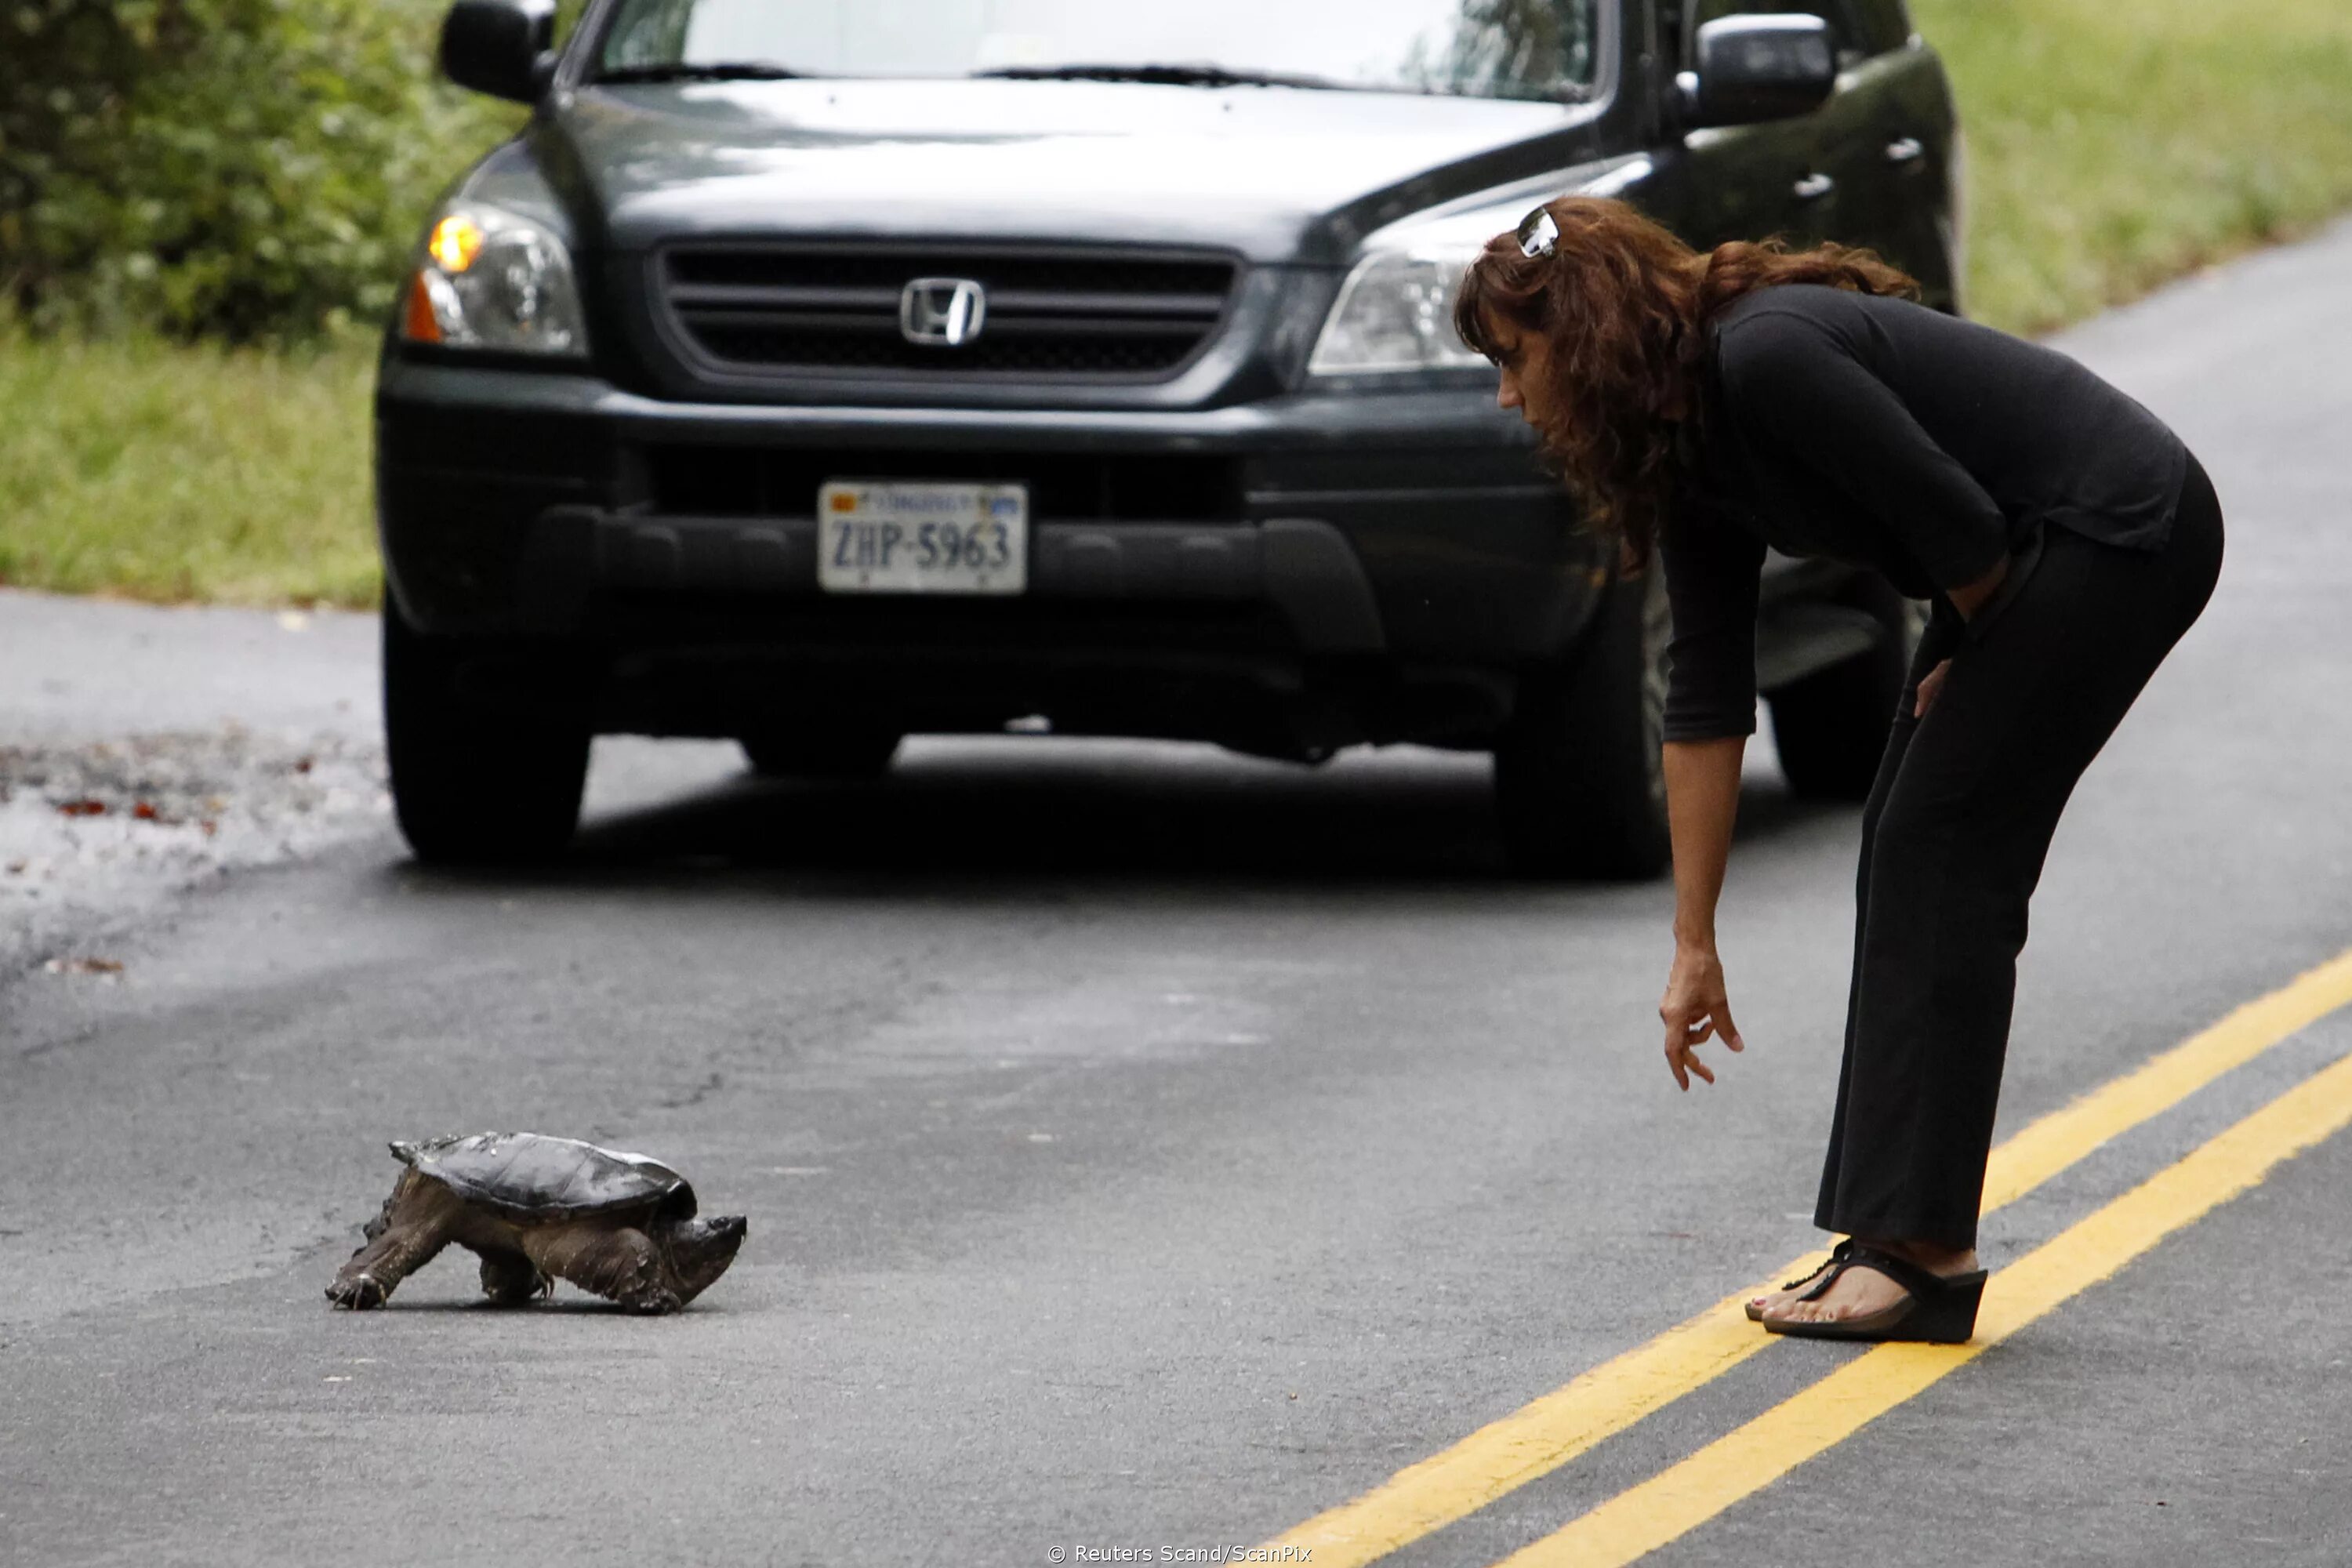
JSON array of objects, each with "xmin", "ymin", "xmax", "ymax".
[
  {"xmin": 739, "ymin": 729, "xmax": 902, "ymax": 780},
  {"xmin": 1767, "ymin": 578, "xmax": 1926, "ymax": 800},
  {"xmin": 383, "ymin": 592, "xmax": 590, "ymax": 866},
  {"xmin": 1492, "ymin": 557, "xmax": 1675, "ymax": 881}
]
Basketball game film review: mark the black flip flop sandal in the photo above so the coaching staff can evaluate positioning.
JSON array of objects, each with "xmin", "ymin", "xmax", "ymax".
[
  {"xmin": 1744, "ymin": 1238, "xmax": 1857, "ymax": 1323},
  {"xmin": 1759, "ymin": 1242, "xmax": 1988, "ymax": 1345}
]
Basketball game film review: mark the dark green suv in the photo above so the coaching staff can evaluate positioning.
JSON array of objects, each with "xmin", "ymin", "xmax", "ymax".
[{"xmin": 379, "ymin": 0, "xmax": 1960, "ymax": 876}]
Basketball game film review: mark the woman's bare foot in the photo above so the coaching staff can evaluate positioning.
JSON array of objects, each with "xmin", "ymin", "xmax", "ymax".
[
  {"xmin": 1746, "ymin": 1248, "xmax": 1846, "ymax": 1320},
  {"xmin": 1767, "ymin": 1237, "xmax": 1978, "ymax": 1325}
]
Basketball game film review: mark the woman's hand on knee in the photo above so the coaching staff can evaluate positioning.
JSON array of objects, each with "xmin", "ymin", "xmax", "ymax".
[
  {"xmin": 1914, "ymin": 656, "xmax": 1952, "ymax": 717},
  {"xmin": 1660, "ymin": 942, "xmax": 1746, "ymax": 1092}
]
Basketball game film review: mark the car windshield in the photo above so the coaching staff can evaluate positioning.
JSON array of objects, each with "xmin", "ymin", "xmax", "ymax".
[{"xmin": 591, "ymin": 0, "xmax": 1603, "ymax": 102}]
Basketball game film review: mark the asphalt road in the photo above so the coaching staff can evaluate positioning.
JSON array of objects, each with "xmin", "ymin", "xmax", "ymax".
[{"xmin": 5, "ymin": 212, "xmax": 2352, "ymax": 1568}]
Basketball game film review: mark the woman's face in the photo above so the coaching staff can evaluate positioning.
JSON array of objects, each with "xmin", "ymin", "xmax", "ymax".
[{"xmin": 1488, "ymin": 318, "xmax": 1559, "ymax": 432}]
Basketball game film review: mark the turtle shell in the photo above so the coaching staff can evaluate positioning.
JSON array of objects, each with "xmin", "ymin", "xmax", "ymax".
[{"xmin": 391, "ymin": 1131, "xmax": 698, "ymax": 1223}]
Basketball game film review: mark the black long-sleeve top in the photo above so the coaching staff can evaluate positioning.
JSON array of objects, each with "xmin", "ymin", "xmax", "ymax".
[{"xmin": 1658, "ymin": 282, "xmax": 2191, "ymax": 743}]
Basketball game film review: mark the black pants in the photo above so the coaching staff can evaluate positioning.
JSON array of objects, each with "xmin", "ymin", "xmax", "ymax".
[{"xmin": 1813, "ymin": 448, "xmax": 2227, "ymax": 1251}]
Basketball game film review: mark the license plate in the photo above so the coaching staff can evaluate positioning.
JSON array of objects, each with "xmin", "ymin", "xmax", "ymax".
[{"xmin": 817, "ymin": 480, "xmax": 1028, "ymax": 594}]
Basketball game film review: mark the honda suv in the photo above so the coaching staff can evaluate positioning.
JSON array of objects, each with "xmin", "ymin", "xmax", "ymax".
[{"xmin": 379, "ymin": 0, "xmax": 1961, "ymax": 876}]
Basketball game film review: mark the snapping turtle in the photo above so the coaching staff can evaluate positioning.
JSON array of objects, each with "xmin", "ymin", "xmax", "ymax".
[{"xmin": 327, "ymin": 1132, "xmax": 746, "ymax": 1314}]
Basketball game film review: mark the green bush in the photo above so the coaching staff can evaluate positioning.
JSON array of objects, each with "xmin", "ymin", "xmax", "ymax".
[{"xmin": 0, "ymin": 0, "xmax": 524, "ymax": 340}]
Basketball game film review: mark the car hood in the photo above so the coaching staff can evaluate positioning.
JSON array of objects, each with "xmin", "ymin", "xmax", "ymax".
[{"xmin": 545, "ymin": 78, "xmax": 1598, "ymax": 263}]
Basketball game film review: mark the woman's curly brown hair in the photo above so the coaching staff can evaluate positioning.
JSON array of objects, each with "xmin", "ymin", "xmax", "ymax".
[{"xmin": 1453, "ymin": 194, "xmax": 1922, "ymax": 574}]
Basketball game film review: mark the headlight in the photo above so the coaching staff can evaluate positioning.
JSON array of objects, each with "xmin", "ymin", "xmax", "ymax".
[
  {"xmin": 401, "ymin": 202, "xmax": 586, "ymax": 357},
  {"xmin": 1308, "ymin": 245, "xmax": 1489, "ymax": 375}
]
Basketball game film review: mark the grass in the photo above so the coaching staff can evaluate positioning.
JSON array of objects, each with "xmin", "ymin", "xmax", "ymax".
[
  {"xmin": 0, "ymin": 321, "xmax": 382, "ymax": 607},
  {"xmin": 5, "ymin": 0, "xmax": 2352, "ymax": 608},
  {"xmin": 1915, "ymin": 0, "xmax": 2352, "ymax": 334}
]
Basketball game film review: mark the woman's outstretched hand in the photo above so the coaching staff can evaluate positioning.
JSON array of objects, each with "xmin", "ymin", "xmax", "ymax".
[{"xmin": 1660, "ymin": 941, "xmax": 1746, "ymax": 1091}]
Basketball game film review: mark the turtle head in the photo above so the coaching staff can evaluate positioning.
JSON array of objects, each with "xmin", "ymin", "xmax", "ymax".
[{"xmin": 664, "ymin": 1214, "xmax": 748, "ymax": 1305}]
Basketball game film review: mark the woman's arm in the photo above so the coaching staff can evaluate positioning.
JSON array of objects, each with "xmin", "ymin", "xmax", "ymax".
[
  {"xmin": 1650, "ymin": 485, "xmax": 1764, "ymax": 1091},
  {"xmin": 1658, "ymin": 735, "xmax": 1748, "ymax": 1091}
]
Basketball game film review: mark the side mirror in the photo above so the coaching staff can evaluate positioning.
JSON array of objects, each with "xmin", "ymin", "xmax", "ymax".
[
  {"xmin": 1672, "ymin": 14, "xmax": 1838, "ymax": 131},
  {"xmin": 441, "ymin": 0, "xmax": 558, "ymax": 103}
]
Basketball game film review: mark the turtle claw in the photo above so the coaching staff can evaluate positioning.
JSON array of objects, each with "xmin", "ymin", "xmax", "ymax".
[{"xmin": 327, "ymin": 1272, "xmax": 387, "ymax": 1310}]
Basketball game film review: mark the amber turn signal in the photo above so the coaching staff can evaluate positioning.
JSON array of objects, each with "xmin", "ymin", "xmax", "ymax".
[{"xmin": 403, "ymin": 272, "xmax": 443, "ymax": 343}]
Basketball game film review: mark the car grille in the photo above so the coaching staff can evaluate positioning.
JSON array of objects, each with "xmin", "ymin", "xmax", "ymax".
[{"xmin": 653, "ymin": 244, "xmax": 1240, "ymax": 381}]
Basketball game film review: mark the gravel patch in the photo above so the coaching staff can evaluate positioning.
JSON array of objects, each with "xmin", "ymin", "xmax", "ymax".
[
  {"xmin": 0, "ymin": 724, "xmax": 392, "ymax": 983},
  {"xmin": 0, "ymin": 589, "xmax": 389, "ymax": 985}
]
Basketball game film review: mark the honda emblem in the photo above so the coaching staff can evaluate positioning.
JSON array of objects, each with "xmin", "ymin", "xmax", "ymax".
[{"xmin": 900, "ymin": 278, "xmax": 987, "ymax": 347}]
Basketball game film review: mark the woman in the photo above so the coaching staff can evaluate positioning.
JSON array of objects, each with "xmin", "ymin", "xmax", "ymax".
[{"xmin": 1453, "ymin": 195, "xmax": 2225, "ymax": 1344}]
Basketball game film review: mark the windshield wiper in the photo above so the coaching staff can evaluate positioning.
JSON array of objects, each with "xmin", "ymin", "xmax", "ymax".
[
  {"xmin": 593, "ymin": 61, "xmax": 805, "ymax": 85},
  {"xmin": 975, "ymin": 63, "xmax": 1349, "ymax": 91}
]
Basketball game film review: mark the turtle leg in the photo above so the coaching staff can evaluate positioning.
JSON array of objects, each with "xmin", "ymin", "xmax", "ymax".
[
  {"xmin": 523, "ymin": 1222, "xmax": 681, "ymax": 1315},
  {"xmin": 474, "ymin": 1247, "xmax": 553, "ymax": 1307},
  {"xmin": 328, "ymin": 1171, "xmax": 459, "ymax": 1309}
]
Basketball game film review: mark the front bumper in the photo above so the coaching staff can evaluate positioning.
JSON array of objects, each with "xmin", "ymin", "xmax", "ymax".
[{"xmin": 375, "ymin": 355, "xmax": 1611, "ymax": 750}]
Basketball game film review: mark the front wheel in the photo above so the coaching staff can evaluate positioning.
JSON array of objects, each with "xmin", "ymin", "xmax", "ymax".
[
  {"xmin": 1491, "ymin": 558, "xmax": 1674, "ymax": 881},
  {"xmin": 383, "ymin": 593, "xmax": 590, "ymax": 866}
]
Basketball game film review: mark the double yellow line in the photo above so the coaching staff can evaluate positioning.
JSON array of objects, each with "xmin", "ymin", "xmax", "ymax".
[{"xmin": 1259, "ymin": 946, "xmax": 2352, "ymax": 1566}]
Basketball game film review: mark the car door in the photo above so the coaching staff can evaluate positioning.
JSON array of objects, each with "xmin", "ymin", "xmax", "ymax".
[
  {"xmin": 1656, "ymin": 0, "xmax": 1868, "ymax": 252},
  {"xmin": 1636, "ymin": 2, "xmax": 1903, "ymax": 677},
  {"xmin": 1806, "ymin": 0, "xmax": 1966, "ymax": 309}
]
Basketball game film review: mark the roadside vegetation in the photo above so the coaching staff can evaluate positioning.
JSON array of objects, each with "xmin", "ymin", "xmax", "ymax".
[
  {"xmin": 1915, "ymin": 0, "xmax": 2352, "ymax": 336},
  {"xmin": 0, "ymin": 323, "xmax": 379, "ymax": 604},
  {"xmin": 3, "ymin": 0, "xmax": 2350, "ymax": 608}
]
